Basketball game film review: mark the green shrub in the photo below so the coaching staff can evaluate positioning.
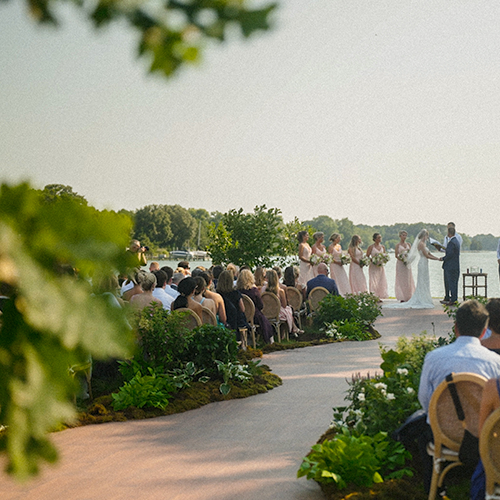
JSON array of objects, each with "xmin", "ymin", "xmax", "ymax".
[
  {"xmin": 315, "ymin": 292, "xmax": 382, "ymax": 330},
  {"xmin": 298, "ymin": 429, "xmax": 411, "ymax": 489}
]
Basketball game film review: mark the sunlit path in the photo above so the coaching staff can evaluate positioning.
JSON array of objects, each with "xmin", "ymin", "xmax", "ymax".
[{"xmin": 0, "ymin": 301, "xmax": 453, "ymax": 500}]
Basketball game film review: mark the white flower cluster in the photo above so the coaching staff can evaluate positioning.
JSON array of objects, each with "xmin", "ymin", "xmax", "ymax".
[{"xmin": 396, "ymin": 368, "xmax": 409, "ymax": 376}]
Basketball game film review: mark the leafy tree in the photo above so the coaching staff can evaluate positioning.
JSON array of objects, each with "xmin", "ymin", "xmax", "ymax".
[
  {"xmin": 134, "ymin": 204, "xmax": 173, "ymax": 250},
  {"xmin": 165, "ymin": 205, "xmax": 197, "ymax": 250},
  {"xmin": 187, "ymin": 208, "xmax": 212, "ymax": 249},
  {"xmin": 471, "ymin": 234, "xmax": 498, "ymax": 251},
  {"xmin": 207, "ymin": 205, "xmax": 290, "ymax": 268},
  {"xmin": 15, "ymin": 0, "xmax": 277, "ymax": 78},
  {"xmin": 302, "ymin": 215, "xmax": 339, "ymax": 241},
  {"xmin": 0, "ymin": 183, "xmax": 135, "ymax": 480},
  {"xmin": 41, "ymin": 184, "xmax": 88, "ymax": 205}
]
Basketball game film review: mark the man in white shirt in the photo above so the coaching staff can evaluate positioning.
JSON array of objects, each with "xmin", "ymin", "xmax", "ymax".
[
  {"xmin": 161, "ymin": 266, "xmax": 179, "ymax": 299},
  {"xmin": 152, "ymin": 270, "xmax": 174, "ymax": 310},
  {"xmin": 443, "ymin": 221, "xmax": 463, "ymax": 248}
]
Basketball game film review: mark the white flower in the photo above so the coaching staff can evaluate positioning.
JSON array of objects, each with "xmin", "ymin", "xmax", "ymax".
[
  {"xmin": 387, "ymin": 393, "xmax": 395, "ymax": 400},
  {"xmin": 354, "ymin": 409, "xmax": 363, "ymax": 417},
  {"xmin": 397, "ymin": 368, "xmax": 409, "ymax": 376},
  {"xmin": 357, "ymin": 393, "xmax": 365, "ymax": 401},
  {"xmin": 407, "ymin": 387, "xmax": 415, "ymax": 394},
  {"xmin": 381, "ymin": 389, "xmax": 387, "ymax": 397},
  {"xmin": 374, "ymin": 382, "xmax": 387, "ymax": 391}
]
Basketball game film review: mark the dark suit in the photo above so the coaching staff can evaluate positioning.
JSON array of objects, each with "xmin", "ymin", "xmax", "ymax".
[
  {"xmin": 306, "ymin": 274, "xmax": 339, "ymax": 297},
  {"xmin": 442, "ymin": 236, "xmax": 460, "ymax": 302}
]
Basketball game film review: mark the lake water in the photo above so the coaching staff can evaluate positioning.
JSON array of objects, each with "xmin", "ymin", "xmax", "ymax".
[{"xmin": 151, "ymin": 251, "xmax": 500, "ymax": 299}]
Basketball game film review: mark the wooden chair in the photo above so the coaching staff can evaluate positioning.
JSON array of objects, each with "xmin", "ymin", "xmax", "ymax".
[
  {"xmin": 201, "ymin": 306, "xmax": 217, "ymax": 326},
  {"xmin": 426, "ymin": 372, "xmax": 487, "ymax": 500},
  {"xmin": 175, "ymin": 308, "xmax": 202, "ymax": 329},
  {"xmin": 261, "ymin": 291, "xmax": 287, "ymax": 342},
  {"xmin": 286, "ymin": 286, "xmax": 306, "ymax": 329},
  {"xmin": 308, "ymin": 286, "xmax": 329, "ymax": 314},
  {"xmin": 480, "ymin": 407, "xmax": 500, "ymax": 499},
  {"xmin": 241, "ymin": 294, "xmax": 258, "ymax": 348}
]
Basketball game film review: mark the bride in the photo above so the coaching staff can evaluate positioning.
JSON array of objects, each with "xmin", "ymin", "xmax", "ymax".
[{"xmin": 390, "ymin": 229, "xmax": 440, "ymax": 309}]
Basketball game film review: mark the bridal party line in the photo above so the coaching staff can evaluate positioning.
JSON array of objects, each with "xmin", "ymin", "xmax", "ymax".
[{"xmin": 297, "ymin": 231, "xmax": 500, "ymax": 302}]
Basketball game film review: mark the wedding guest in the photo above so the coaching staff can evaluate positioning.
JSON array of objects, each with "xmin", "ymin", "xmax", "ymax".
[
  {"xmin": 297, "ymin": 230, "xmax": 314, "ymax": 288},
  {"xmin": 126, "ymin": 239, "xmax": 148, "ymax": 268},
  {"xmin": 192, "ymin": 276, "xmax": 217, "ymax": 317},
  {"xmin": 236, "ymin": 269, "xmax": 274, "ymax": 343},
  {"xmin": 160, "ymin": 266, "xmax": 179, "ymax": 298},
  {"xmin": 366, "ymin": 233, "xmax": 388, "ymax": 300},
  {"xmin": 306, "ymin": 263, "xmax": 339, "ymax": 297},
  {"xmin": 273, "ymin": 266, "xmax": 287, "ymax": 291},
  {"xmin": 265, "ymin": 269, "xmax": 301, "ymax": 337},
  {"xmin": 254, "ymin": 267, "xmax": 267, "ymax": 292},
  {"xmin": 171, "ymin": 272, "xmax": 184, "ymax": 291},
  {"xmin": 171, "ymin": 277, "xmax": 203, "ymax": 318},
  {"xmin": 348, "ymin": 235, "xmax": 368, "ymax": 294},
  {"xmin": 177, "ymin": 261, "xmax": 191, "ymax": 276},
  {"xmin": 130, "ymin": 272, "xmax": 161, "ymax": 311},
  {"xmin": 481, "ymin": 298, "xmax": 500, "ymax": 354},
  {"xmin": 395, "ymin": 230, "xmax": 415, "ymax": 302},
  {"xmin": 327, "ymin": 233, "xmax": 351, "ymax": 296},
  {"xmin": 226, "ymin": 263, "xmax": 238, "ymax": 284},
  {"xmin": 199, "ymin": 270, "xmax": 227, "ymax": 324},
  {"xmin": 149, "ymin": 262, "xmax": 160, "ymax": 272},
  {"xmin": 121, "ymin": 270, "xmax": 147, "ymax": 301},
  {"xmin": 311, "ymin": 232, "xmax": 327, "ymax": 276},
  {"xmin": 216, "ymin": 270, "xmax": 248, "ymax": 337},
  {"xmin": 211, "ymin": 265, "xmax": 224, "ymax": 289},
  {"xmin": 152, "ymin": 270, "xmax": 174, "ymax": 310}
]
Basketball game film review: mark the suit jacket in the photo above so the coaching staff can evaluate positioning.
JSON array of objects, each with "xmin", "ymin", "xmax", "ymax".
[
  {"xmin": 442, "ymin": 236, "xmax": 460, "ymax": 271},
  {"xmin": 306, "ymin": 274, "xmax": 339, "ymax": 297}
]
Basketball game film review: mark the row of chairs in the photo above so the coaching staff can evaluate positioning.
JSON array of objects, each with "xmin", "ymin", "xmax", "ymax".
[{"xmin": 427, "ymin": 372, "xmax": 500, "ymax": 500}]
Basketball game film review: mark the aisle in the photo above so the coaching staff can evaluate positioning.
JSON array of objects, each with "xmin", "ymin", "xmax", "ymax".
[{"xmin": 0, "ymin": 302, "xmax": 452, "ymax": 500}]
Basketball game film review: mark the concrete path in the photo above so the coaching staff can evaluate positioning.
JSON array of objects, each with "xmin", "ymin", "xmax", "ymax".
[{"xmin": 0, "ymin": 301, "xmax": 453, "ymax": 500}]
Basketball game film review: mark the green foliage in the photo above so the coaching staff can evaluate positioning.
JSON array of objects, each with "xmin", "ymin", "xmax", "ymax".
[
  {"xmin": 216, "ymin": 360, "xmax": 252, "ymax": 395},
  {"xmin": 0, "ymin": 183, "xmax": 135, "ymax": 479},
  {"xmin": 322, "ymin": 319, "xmax": 371, "ymax": 341},
  {"xmin": 41, "ymin": 184, "xmax": 88, "ymax": 205},
  {"xmin": 298, "ymin": 429, "xmax": 411, "ymax": 489},
  {"xmin": 19, "ymin": 0, "xmax": 277, "ymax": 79},
  {"xmin": 315, "ymin": 292, "xmax": 382, "ymax": 330},
  {"xmin": 133, "ymin": 205, "xmax": 173, "ymax": 249}
]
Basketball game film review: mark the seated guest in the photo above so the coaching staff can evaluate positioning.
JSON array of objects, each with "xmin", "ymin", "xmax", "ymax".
[
  {"xmin": 216, "ymin": 270, "xmax": 249, "ymax": 337},
  {"xmin": 92, "ymin": 273, "xmax": 123, "ymax": 308},
  {"xmin": 160, "ymin": 266, "xmax": 178, "ymax": 298},
  {"xmin": 149, "ymin": 262, "xmax": 160, "ymax": 272},
  {"xmin": 211, "ymin": 265, "xmax": 224, "ymax": 289},
  {"xmin": 177, "ymin": 261, "xmax": 191, "ymax": 276},
  {"xmin": 417, "ymin": 300, "xmax": 500, "ymax": 494},
  {"xmin": 130, "ymin": 272, "xmax": 161, "ymax": 311},
  {"xmin": 192, "ymin": 276, "xmax": 217, "ymax": 317},
  {"xmin": 284, "ymin": 265, "xmax": 306, "ymax": 297},
  {"xmin": 171, "ymin": 277, "xmax": 203, "ymax": 318},
  {"xmin": 199, "ymin": 271, "xmax": 227, "ymax": 325},
  {"xmin": 481, "ymin": 298, "xmax": 500, "ymax": 354},
  {"xmin": 171, "ymin": 272, "xmax": 185, "ymax": 291},
  {"xmin": 236, "ymin": 269, "xmax": 274, "ymax": 344},
  {"xmin": 121, "ymin": 270, "xmax": 147, "ymax": 301},
  {"xmin": 254, "ymin": 267, "xmax": 267, "ymax": 293},
  {"xmin": 152, "ymin": 270, "xmax": 174, "ymax": 310},
  {"xmin": 265, "ymin": 269, "xmax": 301, "ymax": 337},
  {"xmin": 306, "ymin": 263, "xmax": 339, "ymax": 297},
  {"xmin": 273, "ymin": 266, "xmax": 287, "ymax": 291}
]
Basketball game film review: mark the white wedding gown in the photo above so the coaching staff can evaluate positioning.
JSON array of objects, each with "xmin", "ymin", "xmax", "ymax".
[{"xmin": 390, "ymin": 250, "xmax": 434, "ymax": 309}]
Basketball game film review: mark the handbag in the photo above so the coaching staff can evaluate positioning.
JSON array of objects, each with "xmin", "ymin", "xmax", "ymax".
[
  {"xmin": 445, "ymin": 373, "xmax": 479, "ymax": 469},
  {"xmin": 391, "ymin": 409, "xmax": 428, "ymax": 446}
]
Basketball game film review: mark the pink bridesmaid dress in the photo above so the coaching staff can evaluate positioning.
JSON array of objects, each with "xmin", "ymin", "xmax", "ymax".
[
  {"xmin": 298, "ymin": 244, "xmax": 314, "ymax": 287},
  {"xmin": 349, "ymin": 248, "xmax": 367, "ymax": 294},
  {"xmin": 329, "ymin": 247, "xmax": 351, "ymax": 296},
  {"xmin": 395, "ymin": 243, "xmax": 415, "ymax": 301},
  {"xmin": 312, "ymin": 247, "xmax": 327, "ymax": 276},
  {"xmin": 368, "ymin": 246, "xmax": 388, "ymax": 299}
]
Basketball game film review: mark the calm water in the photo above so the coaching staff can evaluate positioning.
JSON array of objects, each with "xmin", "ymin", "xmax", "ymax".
[{"xmin": 150, "ymin": 251, "xmax": 500, "ymax": 299}]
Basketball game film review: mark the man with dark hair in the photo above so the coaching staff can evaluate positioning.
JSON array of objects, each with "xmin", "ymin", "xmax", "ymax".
[
  {"xmin": 439, "ymin": 226, "xmax": 460, "ymax": 305},
  {"xmin": 177, "ymin": 261, "xmax": 190, "ymax": 275},
  {"xmin": 418, "ymin": 300, "xmax": 500, "ymax": 493},
  {"xmin": 152, "ymin": 270, "xmax": 174, "ymax": 310},
  {"xmin": 160, "ymin": 266, "xmax": 178, "ymax": 298}
]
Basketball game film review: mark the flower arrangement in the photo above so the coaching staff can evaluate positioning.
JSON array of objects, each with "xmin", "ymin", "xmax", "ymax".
[
  {"xmin": 340, "ymin": 253, "xmax": 351, "ymax": 265},
  {"xmin": 310, "ymin": 254, "xmax": 321, "ymax": 266},
  {"xmin": 398, "ymin": 250, "xmax": 409, "ymax": 267},
  {"xmin": 359, "ymin": 256, "xmax": 370, "ymax": 268},
  {"xmin": 322, "ymin": 254, "xmax": 334, "ymax": 265},
  {"xmin": 370, "ymin": 252, "xmax": 390, "ymax": 267}
]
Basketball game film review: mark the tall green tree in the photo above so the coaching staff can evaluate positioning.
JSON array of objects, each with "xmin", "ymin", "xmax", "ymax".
[
  {"xmin": 0, "ymin": 183, "xmax": 135, "ymax": 480},
  {"xmin": 41, "ymin": 184, "xmax": 88, "ymax": 205},
  {"xmin": 134, "ymin": 204, "xmax": 173, "ymax": 249},
  {"xmin": 166, "ymin": 205, "xmax": 197, "ymax": 250},
  {"xmin": 302, "ymin": 215, "xmax": 338, "ymax": 241}
]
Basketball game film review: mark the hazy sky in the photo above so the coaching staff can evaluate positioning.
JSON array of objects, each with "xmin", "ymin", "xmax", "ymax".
[{"xmin": 2, "ymin": 0, "xmax": 500, "ymax": 237}]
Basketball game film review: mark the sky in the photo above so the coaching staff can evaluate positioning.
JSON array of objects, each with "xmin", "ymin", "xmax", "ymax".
[{"xmin": 1, "ymin": 0, "xmax": 500, "ymax": 237}]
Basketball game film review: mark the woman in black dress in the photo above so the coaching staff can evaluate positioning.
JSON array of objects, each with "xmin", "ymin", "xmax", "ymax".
[{"xmin": 216, "ymin": 270, "xmax": 249, "ymax": 339}]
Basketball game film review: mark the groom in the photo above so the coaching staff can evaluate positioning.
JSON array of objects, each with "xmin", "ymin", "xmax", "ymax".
[{"xmin": 439, "ymin": 226, "xmax": 460, "ymax": 305}]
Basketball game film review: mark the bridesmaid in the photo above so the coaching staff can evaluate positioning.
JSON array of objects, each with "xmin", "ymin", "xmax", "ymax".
[
  {"xmin": 311, "ymin": 232, "xmax": 327, "ymax": 276},
  {"xmin": 348, "ymin": 235, "xmax": 368, "ymax": 294},
  {"xmin": 395, "ymin": 230, "xmax": 415, "ymax": 302},
  {"xmin": 366, "ymin": 233, "xmax": 389, "ymax": 300},
  {"xmin": 297, "ymin": 231, "xmax": 314, "ymax": 289},
  {"xmin": 328, "ymin": 233, "xmax": 351, "ymax": 296}
]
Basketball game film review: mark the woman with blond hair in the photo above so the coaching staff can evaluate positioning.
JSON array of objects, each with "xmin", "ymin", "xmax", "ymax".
[
  {"xmin": 348, "ymin": 235, "xmax": 367, "ymax": 294},
  {"xmin": 311, "ymin": 231, "xmax": 327, "ymax": 276},
  {"xmin": 265, "ymin": 269, "xmax": 301, "ymax": 336},
  {"xmin": 327, "ymin": 233, "xmax": 351, "ymax": 296},
  {"xmin": 236, "ymin": 269, "xmax": 273, "ymax": 343},
  {"xmin": 254, "ymin": 267, "xmax": 267, "ymax": 293},
  {"xmin": 297, "ymin": 230, "xmax": 313, "ymax": 288},
  {"xmin": 395, "ymin": 230, "xmax": 415, "ymax": 302}
]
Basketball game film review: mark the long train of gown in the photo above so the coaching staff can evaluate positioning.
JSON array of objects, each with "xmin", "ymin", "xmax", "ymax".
[
  {"xmin": 329, "ymin": 248, "xmax": 351, "ymax": 296},
  {"xmin": 395, "ymin": 259, "xmax": 415, "ymax": 302},
  {"xmin": 349, "ymin": 248, "xmax": 367, "ymax": 294},
  {"xmin": 390, "ymin": 251, "xmax": 434, "ymax": 309},
  {"xmin": 368, "ymin": 247, "xmax": 388, "ymax": 299},
  {"xmin": 298, "ymin": 245, "xmax": 314, "ymax": 287}
]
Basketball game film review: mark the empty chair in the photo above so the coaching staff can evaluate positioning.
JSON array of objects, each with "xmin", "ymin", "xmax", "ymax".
[
  {"xmin": 201, "ymin": 306, "xmax": 217, "ymax": 326},
  {"xmin": 241, "ymin": 294, "xmax": 258, "ymax": 348},
  {"xmin": 286, "ymin": 286, "xmax": 306, "ymax": 329},
  {"xmin": 175, "ymin": 308, "xmax": 202, "ymax": 329},
  {"xmin": 427, "ymin": 372, "xmax": 487, "ymax": 500}
]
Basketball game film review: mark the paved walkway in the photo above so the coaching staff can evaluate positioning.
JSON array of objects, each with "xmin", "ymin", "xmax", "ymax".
[{"xmin": 0, "ymin": 301, "xmax": 453, "ymax": 500}]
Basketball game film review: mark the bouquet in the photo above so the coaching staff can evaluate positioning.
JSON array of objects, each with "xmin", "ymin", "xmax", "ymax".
[
  {"xmin": 371, "ymin": 252, "xmax": 390, "ymax": 267},
  {"xmin": 322, "ymin": 254, "xmax": 334, "ymax": 265},
  {"xmin": 359, "ymin": 256, "xmax": 370, "ymax": 268},
  {"xmin": 398, "ymin": 250, "xmax": 409, "ymax": 267},
  {"xmin": 310, "ymin": 254, "xmax": 321, "ymax": 266},
  {"xmin": 340, "ymin": 253, "xmax": 351, "ymax": 265}
]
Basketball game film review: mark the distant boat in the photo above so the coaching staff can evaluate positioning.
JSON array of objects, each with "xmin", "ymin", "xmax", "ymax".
[
  {"xmin": 191, "ymin": 250, "xmax": 208, "ymax": 260},
  {"xmin": 170, "ymin": 250, "xmax": 193, "ymax": 260}
]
